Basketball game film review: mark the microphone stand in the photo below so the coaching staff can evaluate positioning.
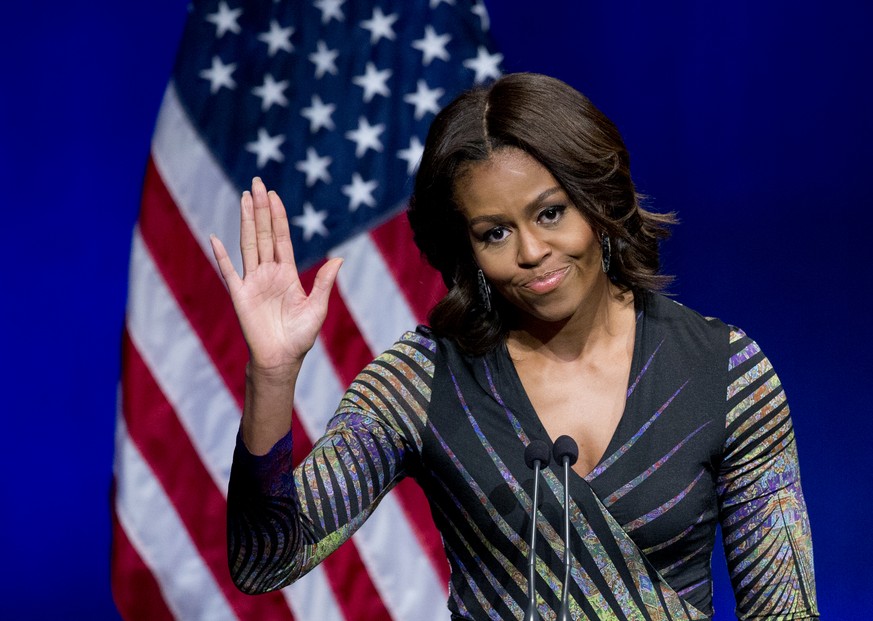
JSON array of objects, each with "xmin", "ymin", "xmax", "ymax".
[
  {"xmin": 552, "ymin": 435, "xmax": 578, "ymax": 621},
  {"xmin": 523, "ymin": 440, "xmax": 550, "ymax": 621}
]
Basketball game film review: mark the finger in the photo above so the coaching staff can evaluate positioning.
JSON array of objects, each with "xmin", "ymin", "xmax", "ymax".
[
  {"xmin": 210, "ymin": 234, "xmax": 243, "ymax": 291},
  {"xmin": 308, "ymin": 257, "xmax": 343, "ymax": 311},
  {"xmin": 252, "ymin": 177, "xmax": 275, "ymax": 264},
  {"xmin": 268, "ymin": 190, "xmax": 297, "ymax": 271},
  {"xmin": 239, "ymin": 190, "xmax": 257, "ymax": 277}
]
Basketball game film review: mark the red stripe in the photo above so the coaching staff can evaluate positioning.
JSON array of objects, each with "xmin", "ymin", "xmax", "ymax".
[
  {"xmin": 369, "ymin": 211, "xmax": 447, "ymax": 324},
  {"xmin": 307, "ymin": 269, "xmax": 450, "ymax": 590},
  {"xmin": 121, "ymin": 332, "xmax": 295, "ymax": 620},
  {"xmin": 111, "ymin": 492, "xmax": 176, "ymax": 621},
  {"xmin": 139, "ymin": 157, "xmax": 248, "ymax": 407}
]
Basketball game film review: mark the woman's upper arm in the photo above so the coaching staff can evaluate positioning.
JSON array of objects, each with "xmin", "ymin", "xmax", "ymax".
[{"xmin": 717, "ymin": 328, "xmax": 819, "ymax": 619}]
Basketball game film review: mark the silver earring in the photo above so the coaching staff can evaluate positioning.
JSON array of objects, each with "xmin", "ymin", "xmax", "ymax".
[
  {"xmin": 600, "ymin": 234, "xmax": 611, "ymax": 274},
  {"xmin": 477, "ymin": 269, "xmax": 492, "ymax": 313}
]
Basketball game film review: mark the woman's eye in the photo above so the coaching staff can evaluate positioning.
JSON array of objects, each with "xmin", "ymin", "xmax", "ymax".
[
  {"xmin": 483, "ymin": 227, "xmax": 509, "ymax": 243},
  {"xmin": 539, "ymin": 205, "xmax": 565, "ymax": 223}
]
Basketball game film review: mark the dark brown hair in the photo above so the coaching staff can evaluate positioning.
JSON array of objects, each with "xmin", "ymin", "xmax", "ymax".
[{"xmin": 407, "ymin": 72, "xmax": 675, "ymax": 355}]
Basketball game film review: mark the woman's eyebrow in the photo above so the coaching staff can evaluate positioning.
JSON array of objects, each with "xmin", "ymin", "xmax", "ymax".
[{"xmin": 466, "ymin": 186, "xmax": 563, "ymax": 227}]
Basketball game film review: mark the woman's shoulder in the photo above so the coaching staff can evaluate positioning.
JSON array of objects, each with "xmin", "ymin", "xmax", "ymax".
[{"xmin": 643, "ymin": 291, "xmax": 731, "ymax": 336}]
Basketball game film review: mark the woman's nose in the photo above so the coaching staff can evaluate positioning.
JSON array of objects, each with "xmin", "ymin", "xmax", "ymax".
[{"xmin": 516, "ymin": 228, "xmax": 550, "ymax": 267}]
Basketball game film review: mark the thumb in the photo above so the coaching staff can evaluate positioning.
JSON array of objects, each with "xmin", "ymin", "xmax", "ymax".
[{"xmin": 308, "ymin": 257, "xmax": 343, "ymax": 309}]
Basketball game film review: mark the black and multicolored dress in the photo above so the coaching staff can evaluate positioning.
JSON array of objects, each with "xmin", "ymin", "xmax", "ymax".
[{"xmin": 228, "ymin": 292, "xmax": 818, "ymax": 620}]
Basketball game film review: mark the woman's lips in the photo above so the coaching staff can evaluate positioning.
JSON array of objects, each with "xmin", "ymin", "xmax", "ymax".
[{"xmin": 522, "ymin": 267, "xmax": 569, "ymax": 294}]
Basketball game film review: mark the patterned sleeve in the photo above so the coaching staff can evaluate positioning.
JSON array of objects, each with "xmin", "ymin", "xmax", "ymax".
[
  {"xmin": 227, "ymin": 332, "xmax": 435, "ymax": 594},
  {"xmin": 717, "ymin": 328, "xmax": 818, "ymax": 619}
]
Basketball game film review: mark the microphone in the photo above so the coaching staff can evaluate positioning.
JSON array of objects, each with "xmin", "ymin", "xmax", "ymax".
[
  {"xmin": 552, "ymin": 435, "xmax": 578, "ymax": 621},
  {"xmin": 523, "ymin": 439, "xmax": 551, "ymax": 621}
]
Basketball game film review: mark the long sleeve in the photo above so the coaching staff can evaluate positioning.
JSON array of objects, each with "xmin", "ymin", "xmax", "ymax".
[
  {"xmin": 226, "ymin": 332, "xmax": 435, "ymax": 594},
  {"xmin": 717, "ymin": 329, "xmax": 818, "ymax": 619}
]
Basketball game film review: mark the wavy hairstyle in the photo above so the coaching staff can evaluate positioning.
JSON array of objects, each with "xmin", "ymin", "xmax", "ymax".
[{"xmin": 407, "ymin": 72, "xmax": 675, "ymax": 355}]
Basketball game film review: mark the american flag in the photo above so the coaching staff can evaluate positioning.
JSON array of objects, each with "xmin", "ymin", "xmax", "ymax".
[{"xmin": 111, "ymin": 0, "xmax": 502, "ymax": 619}]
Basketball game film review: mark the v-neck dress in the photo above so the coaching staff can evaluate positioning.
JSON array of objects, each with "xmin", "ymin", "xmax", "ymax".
[{"xmin": 227, "ymin": 292, "xmax": 818, "ymax": 620}]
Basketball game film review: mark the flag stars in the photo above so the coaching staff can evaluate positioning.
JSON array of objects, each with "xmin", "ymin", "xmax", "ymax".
[
  {"xmin": 404, "ymin": 80, "xmax": 444, "ymax": 120},
  {"xmin": 295, "ymin": 147, "xmax": 332, "ymax": 186},
  {"xmin": 464, "ymin": 46, "xmax": 503, "ymax": 83},
  {"xmin": 412, "ymin": 26, "xmax": 451, "ymax": 65},
  {"xmin": 292, "ymin": 203, "xmax": 329, "ymax": 240},
  {"xmin": 309, "ymin": 40, "xmax": 339, "ymax": 79},
  {"xmin": 345, "ymin": 117, "xmax": 385, "ymax": 157},
  {"xmin": 258, "ymin": 20, "xmax": 294, "ymax": 56},
  {"xmin": 252, "ymin": 74, "xmax": 289, "ymax": 111},
  {"xmin": 314, "ymin": 0, "xmax": 345, "ymax": 24},
  {"xmin": 246, "ymin": 128, "xmax": 285, "ymax": 168},
  {"xmin": 398, "ymin": 136, "xmax": 425, "ymax": 176},
  {"xmin": 205, "ymin": 1, "xmax": 242, "ymax": 38},
  {"xmin": 200, "ymin": 56, "xmax": 237, "ymax": 93},
  {"xmin": 360, "ymin": 7, "xmax": 398, "ymax": 44},
  {"xmin": 353, "ymin": 62, "xmax": 392, "ymax": 102},
  {"xmin": 300, "ymin": 94, "xmax": 336, "ymax": 133},
  {"xmin": 342, "ymin": 173, "xmax": 378, "ymax": 211}
]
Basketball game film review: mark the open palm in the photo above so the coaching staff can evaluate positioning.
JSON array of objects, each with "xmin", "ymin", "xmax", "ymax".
[{"xmin": 210, "ymin": 177, "xmax": 341, "ymax": 373}]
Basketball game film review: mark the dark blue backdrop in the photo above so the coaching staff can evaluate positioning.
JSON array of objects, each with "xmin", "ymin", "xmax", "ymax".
[{"xmin": 2, "ymin": 1, "xmax": 870, "ymax": 619}]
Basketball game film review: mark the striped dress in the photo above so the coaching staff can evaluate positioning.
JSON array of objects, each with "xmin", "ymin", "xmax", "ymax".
[{"xmin": 227, "ymin": 291, "xmax": 818, "ymax": 620}]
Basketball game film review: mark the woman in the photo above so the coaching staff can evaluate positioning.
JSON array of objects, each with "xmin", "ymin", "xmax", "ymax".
[{"xmin": 210, "ymin": 73, "xmax": 818, "ymax": 620}]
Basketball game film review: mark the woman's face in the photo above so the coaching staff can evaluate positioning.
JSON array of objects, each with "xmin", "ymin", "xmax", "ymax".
[{"xmin": 455, "ymin": 148, "xmax": 606, "ymax": 328}]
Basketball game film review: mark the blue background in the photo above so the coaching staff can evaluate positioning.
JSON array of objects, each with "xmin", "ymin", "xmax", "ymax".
[{"xmin": 2, "ymin": 1, "xmax": 870, "ymax": 619}]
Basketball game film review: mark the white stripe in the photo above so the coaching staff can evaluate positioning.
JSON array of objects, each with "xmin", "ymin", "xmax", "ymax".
[
  {"xmin": 114, "ymin": 417, "xmax": 238, "ymax": 621},
  {"xmin": 330, "ymin": 232, "xmax": 419, "ymax": 356},
  {"xmin": 152, "ymin": 82, "xmax": 244, "ymax": 278},
  {"xmin": 283, "ymin": 566, "xmax": 346, "ymax": 621},
  {"xmin": 127, "ymin": 228, "xmax": 238, "ymax": 490},
  {"xmin": 354, "ymin": 493, "xmax": 451, "ymax": 621}
]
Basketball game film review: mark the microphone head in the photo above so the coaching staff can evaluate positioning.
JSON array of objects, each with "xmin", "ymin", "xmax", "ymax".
[
  {"xmin": 552, "ymin": 435, "xmax": 579, "ymax": 466},
  {"xmin": 524, "ymin": 439, "xmax": 551, "ymax": 469}
]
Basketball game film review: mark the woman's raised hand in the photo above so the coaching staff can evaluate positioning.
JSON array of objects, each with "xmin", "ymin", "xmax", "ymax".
[{"xmin": 210, "ymin": 177, "xmax": 342, "ymax": 374}]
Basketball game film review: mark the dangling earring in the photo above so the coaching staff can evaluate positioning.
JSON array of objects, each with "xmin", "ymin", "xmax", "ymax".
[
  {"xmin": 600, "ymin": 233, "xmax": 611, "ymax": 274},
  {"xmin": 477, "ymin": 269, "xmax": 492, "ymax": 313}
]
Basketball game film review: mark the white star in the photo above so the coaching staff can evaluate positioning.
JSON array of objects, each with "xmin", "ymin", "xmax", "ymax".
[
  {"xmin": 352, "ymin": 62, "xmax": 392, "ymax": 103},
  {"xmin": 199, "ymin": 56, "xmax": 237, "ymax": 93},
  {"xmin": 471, "ymin": 1, "xmax": 490, "ymax": 31},
  {"xmin": 398, "ymin": 136, "xmax": 425, "ymax": 176},
  {"xmin": 292, "ymin": 202, "xmax": 329, "ymax": 241},
  {"xmin": 463, "ymin": 46, "xmax": 503, "ymax": 83},
  {"xmin": 314, "ymin": 0, "xmax": 345, "ymax": 24},
  {"xmin": 345, "ymin": 117, "xmax": 385, "ymax": 157},
  {"xmin": 300, "ymin": 94, "xmax": 336, "ymax": 133},
  {"xmin": 360, "ymin": 7, "xmax": 398, "ymax": 44},
  {"xmin": 258, "ymin": 20, "xmax": 294, "ymax": 56},
  {"xmin": 342, "ymin": 173, "xmax": 378, "ymax": 211},
  {"xmin": 205, "ymin": 1, "xmax": 242, "ymax": 38},
  {"xmin": 246, "ymin": 128, "xmax": 285, "ymax": 168},
  {"xmin": 309, "ymin": 40, "xmax": 339, "ymax": 79},
  {"xmin": 412, "ymin": 26, "xmax": 451, "ymax": 66},
  {"xmin": 252, "ymin": 74, "xmax": 289, "ymax": 111},
  {"xmin": 295, "ymin": 147, "xmax": 332, "ymax": 186},
  {"xmin": 430, "ymin": 0, "xmax": 456, "ymax": 7},
  {"xmin": 404, "ymin": 80, "xmax": 444, "ymax": 120}
]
